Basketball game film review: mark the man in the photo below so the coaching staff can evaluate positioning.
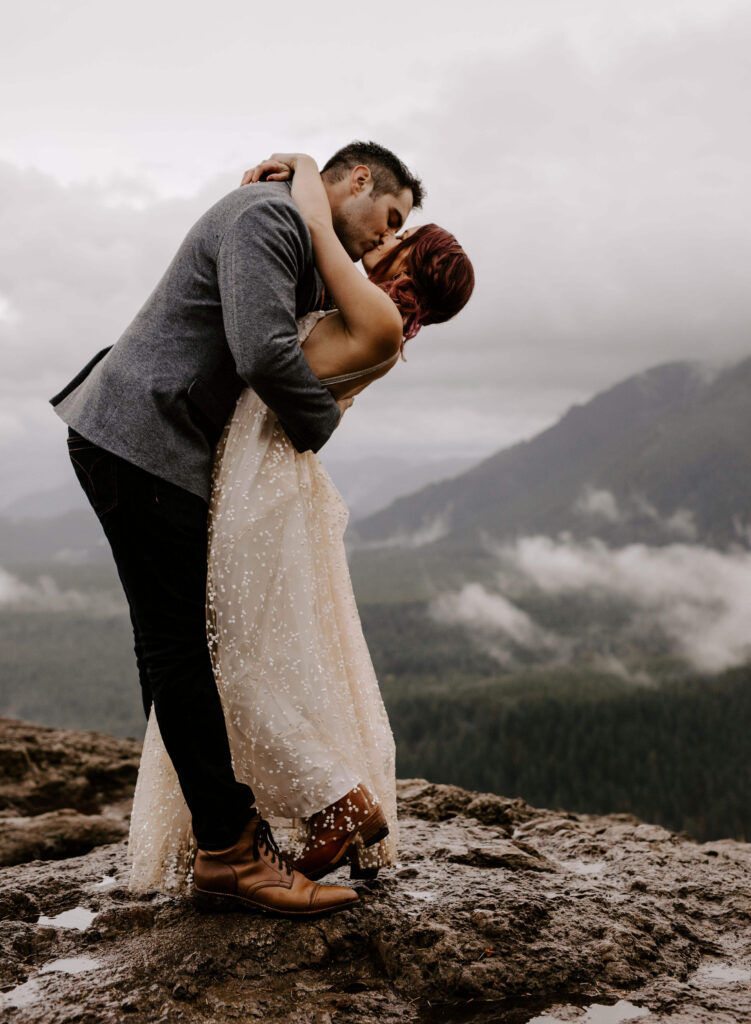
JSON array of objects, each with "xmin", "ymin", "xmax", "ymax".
[{"xmin": 51, "ymin": 141, "xmax": 423, "ymax": 917}]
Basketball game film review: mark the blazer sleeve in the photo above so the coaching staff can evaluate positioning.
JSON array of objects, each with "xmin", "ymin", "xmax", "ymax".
[{"xmin": 216, "ymin": 199, "xmax": 341, "ymax": 453}]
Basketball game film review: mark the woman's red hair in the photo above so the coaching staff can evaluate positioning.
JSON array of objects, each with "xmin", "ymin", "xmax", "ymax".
[{"xmin": 368, "ymin": 223, "xmax": 475, "ymax": 356}]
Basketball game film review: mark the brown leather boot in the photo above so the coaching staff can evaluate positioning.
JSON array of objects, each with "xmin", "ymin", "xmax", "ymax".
[
  {"xmin": 293, "ymin": 783, "xmax": 389, "ymax": 882},
  {"xmin": 192, "ymin": 814, "xmax": 359, "ymax": 917}
]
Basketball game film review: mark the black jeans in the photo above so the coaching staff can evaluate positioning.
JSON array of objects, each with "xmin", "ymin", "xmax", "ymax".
[{"xmin": 66, "ymin": 428, "xmax": 255, "ymax": 849}]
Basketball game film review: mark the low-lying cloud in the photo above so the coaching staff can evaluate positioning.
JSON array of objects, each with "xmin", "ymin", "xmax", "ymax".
[
  {"xmin": 350, "ymin": 510, "xmax": 453, "ymax": 551},
  {"xmin": 431, "ymin": 582, "xmax": 562, "ymax": 668},
  {"xmin": 431, "ymin": 536, "xmax": 751, "ymax": 674},
  {"xmin": 574, "ymin": 486, "xmax": 698, "ymax": 540},
  {"xmin": 0, "ymin": 566, "xmax": 126, "ymax": 617}
]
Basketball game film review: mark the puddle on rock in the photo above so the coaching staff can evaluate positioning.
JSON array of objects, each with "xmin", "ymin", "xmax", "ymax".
[
  {"xmin": 1, "ymin": 957, "xmax": 100, "ymax": 1009},
  {"xmin": 557, "ymin": 859, "xmax": 606, "ymax": 876},
  {"xmin": 692, "ymin": 962, "xmax": 751, "ymax": 984},
  {"xmin": 37, "ymin": 907, "xmax": 97, "ymax": 930},
  {"xmin": 41, "ymin": 957, "xmax": 101, "ymax": 975},
  {"xmin": 528, "ymin": 999, "xmax": 649, "ymax": 1024},
  {"xmin": 91, "ymin": 874, "xmax": 118, "ymax": 891},
  {"xmin": 404, "ymin": 888, "xmax": 436, "ymax": 903},
  {"xmin": 1, "ymin": 977, "xmax": 44, "ymax": 1010}
]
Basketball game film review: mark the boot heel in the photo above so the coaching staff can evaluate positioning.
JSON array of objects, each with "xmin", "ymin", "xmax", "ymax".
[
  {"xmin": 350, "ymin": 864, "xmax": 380, "ymax": 880},
  {"xmin": 348, "ymin": 842, "xmax": 380, "ymax": 880},
  {"xmin": 360, "ymin": 805, "xmax": 389, "ymax": 848}
]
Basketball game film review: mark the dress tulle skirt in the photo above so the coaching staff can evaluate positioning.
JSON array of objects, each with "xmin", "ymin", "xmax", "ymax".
[{"xmin": 127, "ymin": 385, "xmax": 398, "ymax": 892}]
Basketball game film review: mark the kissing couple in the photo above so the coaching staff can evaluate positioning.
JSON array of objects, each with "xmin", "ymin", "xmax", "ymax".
[{"xmin": 51, "ymin": 141, "xmax": 474, "ymax": 918}]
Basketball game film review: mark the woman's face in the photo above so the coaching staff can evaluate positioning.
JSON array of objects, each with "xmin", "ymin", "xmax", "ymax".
[{"xmin": 362, "ymin": 227, "xmax": 419, "ymax": 277}]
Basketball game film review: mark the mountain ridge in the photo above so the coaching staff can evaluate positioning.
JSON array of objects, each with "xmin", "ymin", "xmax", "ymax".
[{"xmin": 350, "ymin": 355, "xmax": 751, "ymax": 551}]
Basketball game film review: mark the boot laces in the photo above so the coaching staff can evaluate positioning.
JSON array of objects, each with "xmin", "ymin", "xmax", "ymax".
[{"xmin": 253, "ymin": 817, "xmax": 294, "ymax": 877}]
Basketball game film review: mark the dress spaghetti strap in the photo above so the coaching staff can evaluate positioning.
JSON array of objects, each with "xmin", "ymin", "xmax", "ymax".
[{"xmin": 319, "ymin": 352, "xmax": 399, "ymax": 386}]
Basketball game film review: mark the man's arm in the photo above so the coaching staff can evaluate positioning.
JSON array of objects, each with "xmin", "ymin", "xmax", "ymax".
[{"xmin": 217, "ymin": 197, "xmax": 341, "ymax": 453}]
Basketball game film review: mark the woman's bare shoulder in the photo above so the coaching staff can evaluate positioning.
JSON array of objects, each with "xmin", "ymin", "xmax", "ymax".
[{"xmin": 300, "ymin": 306, "xmax": 401, "ymax": 384}]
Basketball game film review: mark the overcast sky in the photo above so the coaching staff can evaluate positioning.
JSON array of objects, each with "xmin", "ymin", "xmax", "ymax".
[{"xmin": 2, "ymin": 0, "xmax": 751, "ymax": 502}]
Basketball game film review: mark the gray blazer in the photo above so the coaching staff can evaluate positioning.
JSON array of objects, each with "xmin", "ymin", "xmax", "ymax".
[{"xmin": 50, "ymin": 182, "xmax": 341, "ymax": 502}]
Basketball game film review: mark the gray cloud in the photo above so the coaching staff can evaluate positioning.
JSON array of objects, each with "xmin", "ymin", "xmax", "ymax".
[
  {"xmin": 410, "ymin": 17, "xmax": 751, "ymax": 388},
  {"xmin": 0, "ymin": 165, "xmax": 236, "ymax": 497},
  {"xmin": 3, "ymin": 5, "xmax": 751, "ymax": 502}
]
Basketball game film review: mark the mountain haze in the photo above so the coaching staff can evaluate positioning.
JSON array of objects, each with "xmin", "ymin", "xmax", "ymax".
[{"xmin": 0, "ymin": 455, "xmax": 479, "ymax": 565}]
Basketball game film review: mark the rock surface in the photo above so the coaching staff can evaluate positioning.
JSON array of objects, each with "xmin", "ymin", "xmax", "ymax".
[
  {"xmin": 1, "ymin": 716, "xmax": 750, "ymax": 1023},
  {"xmin": 0, "ymin": 717, "xmax": 138, "ymax": 868}
]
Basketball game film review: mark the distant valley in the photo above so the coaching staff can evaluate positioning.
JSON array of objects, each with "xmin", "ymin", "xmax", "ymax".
[{"xmin": 0, "ymin": 452, "xmax": 479, "ymax": 564}]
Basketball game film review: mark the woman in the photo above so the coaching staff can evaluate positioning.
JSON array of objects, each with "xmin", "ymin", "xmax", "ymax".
[{"xmin": 127, "ymin": 155, "xmax": 474, "ymax": 893}]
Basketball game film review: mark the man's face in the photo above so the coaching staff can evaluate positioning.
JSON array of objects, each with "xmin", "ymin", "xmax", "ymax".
[{"xmin": 332, "ymin": 182, "xmax": 413, "ymax": 261}]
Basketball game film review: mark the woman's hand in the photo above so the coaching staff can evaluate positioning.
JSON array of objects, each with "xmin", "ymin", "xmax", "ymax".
[
  {"xmin": 240, "ymin": 153, "xmax": 306, "ymax": 185},
  {"xmin": 241, "ymin": 154, "xmax": 333, "ymax": 236},
  {"xmin": 335, "ymin": 396, "xmax": 354, "ymax": 424}
]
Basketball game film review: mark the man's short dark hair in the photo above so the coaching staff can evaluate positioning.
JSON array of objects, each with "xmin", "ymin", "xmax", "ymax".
[{"xmin": 322, "ymin": 141, "xmax": 424, "ymax": 209}]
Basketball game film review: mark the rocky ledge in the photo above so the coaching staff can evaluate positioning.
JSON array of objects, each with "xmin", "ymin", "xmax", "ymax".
[{"xmin": 0, "ymin": 716, "xmax": 750, "ymax": 1023}]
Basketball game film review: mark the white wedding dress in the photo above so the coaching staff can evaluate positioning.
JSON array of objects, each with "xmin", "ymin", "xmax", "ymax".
[{"xmin": 127, "ymin": 312, "xmax": 399, "ymax": 892}]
